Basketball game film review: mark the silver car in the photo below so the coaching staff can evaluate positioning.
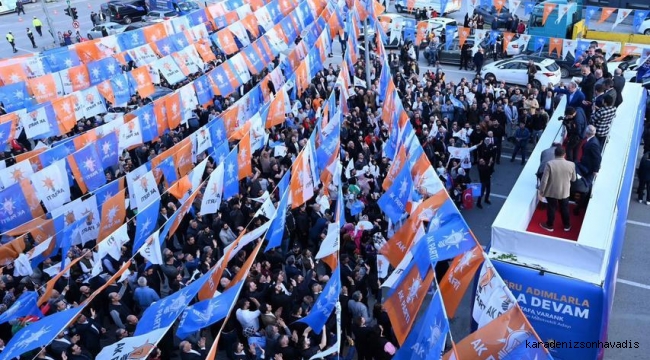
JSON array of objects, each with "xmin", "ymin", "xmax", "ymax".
[
  {"xmin": 142, "ymin": 10, "xmax": 178, "ymax": 23},
  {"xmin": 87, "ymin": 22, "xmax": 127, "ymax": 40}
]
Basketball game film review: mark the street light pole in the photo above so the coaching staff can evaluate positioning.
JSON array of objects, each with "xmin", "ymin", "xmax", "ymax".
[
  {"xmin": 40, "ymin": 0, "xmax": 60, "ymax": 46},
  {"xmin": 363, "ymin": 18, "xmax": 371, "ymax": 88}
]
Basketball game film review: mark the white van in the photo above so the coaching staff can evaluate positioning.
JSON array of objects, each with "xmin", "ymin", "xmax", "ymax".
[{"xmin": 394, "ymin": 0, "xmax": 462, "ymax": 15}]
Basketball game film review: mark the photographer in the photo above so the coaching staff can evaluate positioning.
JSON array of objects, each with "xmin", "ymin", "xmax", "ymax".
[{"xmin": 561, "ymin": 107, "xmax": 587, "ymax": 161}]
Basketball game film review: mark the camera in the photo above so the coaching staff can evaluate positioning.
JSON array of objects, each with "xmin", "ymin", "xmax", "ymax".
[{"xmin": 557, "ymin": 116, "xmax": 565, "ymax": 121}]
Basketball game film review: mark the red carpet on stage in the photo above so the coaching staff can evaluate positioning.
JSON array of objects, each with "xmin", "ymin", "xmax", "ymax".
[{"xmin": 526, "ymin": 202, "xmax": 584, "ymax": 241}]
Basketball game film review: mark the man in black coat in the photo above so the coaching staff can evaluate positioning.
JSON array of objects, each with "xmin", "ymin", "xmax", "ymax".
[
  {"xmin": 575, "ymin": 125, "xmax": 602, "ymax": 182},
  {"xmin": 473, "ymin": 48, "xmax": 484, "ymax": 75},
  {"xmin": 476, "ymin": 158, "xmax": 494, "ymax": 208},
  {"xmin": 612, "ymin": 68, "xmax": 625, "ymax": 107}
]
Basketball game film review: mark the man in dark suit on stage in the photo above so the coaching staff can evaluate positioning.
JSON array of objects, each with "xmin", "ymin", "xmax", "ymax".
[
  {"xmin": 575, "ymin": 125, "xmax": 602, "ymax": 182},
  {"xmin": 554, "ymin": 82, "xmax": 585, "ymax": 110},
  {"xmin": 612, "ymin": 68, "xmax": 626, "ymax": 107}
]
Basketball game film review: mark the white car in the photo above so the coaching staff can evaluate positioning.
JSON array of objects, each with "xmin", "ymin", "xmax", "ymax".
[
  {"xmin": 637, "ymin": 18, "xmax": 650, "ymax": 35},
  {"xmin": 87, "ymin": 22, "xmax": 127, "ymax": 40},
  {"xmin": 481, "ymin": 55, "xmax": 562, "ymax": 87},
  {"xmin": 142, "ymin": 10, "xmax": 178, "ymax": 23},
  {"xmin": 608, "ymin": 58, "xmax": 641, "ymax": 82}
]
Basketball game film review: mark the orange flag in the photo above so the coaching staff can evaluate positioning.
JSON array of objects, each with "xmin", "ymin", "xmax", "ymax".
[
  {"xmin": 494, "ymin": 0, "xmax": 505, "ymax": 14},
  {"xmin": 168, "ymin": 175, "xmax": 192, "ymax": 200},
  {"xmin": 73, "ymin": 131, "xmax": 98, "ymax": 150},
  {"xmin": 415, "ymin": 22, "xmax": 429, "ymax": 46},
  {"xmin": 143, "ymin": 22, "xmax": 167, "ymax": 43},
  {"xmin": 290, "ymin": 148, "xmax": 315, "ymax": 208},
  {"xmin": 198, "ymin": 229, "xmax": 247, "ymax": 301},
  {"xmin": 440, "ymin": 246, "xmax": 484, "ymax": 318},
  {"xmin": 27, "ymin": 74, "xmax": 57, "ymax": 104},
  {"xmin": 445, "ymin": 307, "xmax": 537, "ymax": 360},
  {"xmin": 165, "ymin": 92, "xmax": 182, "ymax": 130},
  {"xmin": 238, "ymin": 132, "xmax": 253, "ymax": 179},
  {"xmin": 599, "ymin": 7, "xmax": 615, "ymax": 23},
  {"xmin": 382, "ymin": 146, "xmax": 407, "ymax": 191},
  {"xmin": 195, "ymin": 40, "xmax": 217, "ymax": 62},
  {"xmin": 20, "ymin": 179, "xmax": 45, "ymax": 218},
  {"xmin": 266, "ymin": 88, "xmax": 288, "ymax": 128},
  {"xmin": 0, "ymin": 237, "xmax": 26, "ymax": 265},
  {"xmin": 502, "ymin": 32, "xmax": 515, "ymax": 53},
  {"xmin": 130, "ymin": 66, "xmax": 155, "ymax": 98},
  {"xmin": 240, "ymin": 14, "xmax": 260, "ymax": 38},
  {"xmin": 51, "ymin": 95, "xmax": 78, "ymax": 134},
  {"xmin": 97, "ymin": 189, "xmax": 127, "ymax": 241},
  {"xmin": 384, "ymin": 265, "xmax": 435, "ymax": 344},
  {"xmin": 153, "ymin": 97, "xmax": 168, "ymax": 136},
  {"xmin": 542, "ymin": 3, "xmax": 557, "ymax": 25},
  {"xmin": 459, "ymin": 26, "xmax": 470, "ymax": 48},
  {"xmin": 68, "ymin": 65, "xmax": 90, "ymax": 92},
  {"xmin": 174, "ymin": 138, "xmax": 194, "ymax": 178},
  {"xmin": 549, "ymin": 38, "xmax": 563, "ymax": 58},
  {"xmin": 216, "ymin": 29, "xmax": 239, "ymax": 55},
  {"xmin": 406, "ymin": 0, "xmax": 416, "ymax": 12},
  {"xmin": 228, "ymin": 240, "xmax": 264, "ymax": 287},
  {"xmin": 0, "ymin": 63, "xmax": 27, "ymax": 85},
  {"xmin": 74, "ymin": 41, "xmax": 102, "ymax": 63}
]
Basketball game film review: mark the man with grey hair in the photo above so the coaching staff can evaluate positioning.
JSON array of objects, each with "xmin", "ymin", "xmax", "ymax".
[
  {"xmin": 347, "ymin": 291, "xmax": 370, "ymax": 324},
  {"xmin": 554, "ymin": 81, "xmax": 586, "ymax": 109},
  {"xmin": 133, "ymin": 276, "xmax": 160, "ymax": 313}
]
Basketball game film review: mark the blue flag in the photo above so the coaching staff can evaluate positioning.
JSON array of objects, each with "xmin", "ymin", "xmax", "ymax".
[
  {"xmin": 223, "ymin": 147, "xmax": 239, "ymax": 199},
  {"xmin": 534, "ymin": 36, "xmax": 547, "ymax": 52},
  {"xmin": 243, "ymin": 46, "xmax": 267, "ymax": 75},
  {"xmin": 93, "ymin": 177, "xmax": 123, "ymax": 213},
  {"xmin": 575, "ymin": 40, "xmax": 591, "ymax": 59},
  {"xmin": 0, "ymin": 182, "xmax": 33, "ymax": 233},
  {"xmin": 411, "ymin": 235, "xmax": 433, "ymax": 278},
  {"xmin": 377, "ymin": 158, "xmax": 412, "ymax": 223},
  {"xmin": 117, "ymin": 28, "xmax": 146, "ymax": 50},
  {"xmin": 86, "ymin": 59, "xmax": 110, "ymax": 85},
  {"xmin": 169, "ymin": 33, "xmax": 190, "ymax": 52},
  {"xmin": 70, "ymin": 145, "xmax": 107, "ymax": 192},
  {"xmin": 445, "ymin": 26, "xmax": 457, "ymax": 50},
  {"xmin": 0, "ymin": 119, "xmax": 15, "ymax": 145},
  {"xmin": 277, "ymin": 168, "xmax": 290, "ymax": 197},
  {"xmin": 157, "ymin": 155, "xmax": 178, "ymax": 186},
  {"xmin": 187, "ymin": 8, "xmax": 208, "ymax": 26},
  {"xmin": 137, "ymin": 104, "xmax": 159, "ymax": 142},
  {"xmin": 96, "ymin": 131, "xmax": 120, "ymax": 170},
  {"xmin": 155, "ymin": 37, "xmax": 176, "ymax": 56},
  {"xmin": 42, "ymin": 48, "xmax": 81, "ymax": 72},
  {"xmin": 635, "ymin": 11, "xmax": 649, "ymax": 31},
  {"xmin": 210, "ymin": 140, "xmax": 229, "ymax": 168},
  {"xmin": 194, "ymin": 75, "xmax": 214, "ymax": 106},
  {"xmin": 134, "ymin": 272, "xmax": 211, "ymax": 336},
  {"xmin": 133, "ymin": 197, "xmax": 161, "ymax": 255},
  {"xmin": 585, "ymin": 6, "xmax": 599, "ymax": 26},
  {"xmin": 110, "ymin": 73, "xmax": 132, "ymax": 106},
  {"xmin": 265, "ymin": 186, "xmax": 290, "ymax": 252},
  {"xmin": 60, "ymin": 217, "xmax": 85, "ymax": 259},
  {"xmin": 316, "ymin": 112, "xmax": 341, "ymax": 171},
  {"xmin": 0, "ymin": 81, "xmax": 28, "ymax": 112},
  {"xmin": 177, "ymin": 280, "xmax": 244, "ymax": 339},
  {"xmin": 297, "ymin": 266, "xmax": 340, "ymax": 334},
  {"xmin": 209, "ymin": 65, "xmax": 236, "ymax": 98},
  {"xmin": 0, "ymin": 291, "xmax": 43, "ymax": 325},
  {"xmin": 393, "ymin": 290, "xmax": 449, "ymax": 360},
  {"xmin": 426, "ymin": 214, "xmax": 475, "ymax": 263},
  {"xmin": 1, "ymin": 307, "xmax": 83, "ymax": 360},
  {"xmin": 468, "ymin": 183, "xmax": 482, "ymax": 197}
]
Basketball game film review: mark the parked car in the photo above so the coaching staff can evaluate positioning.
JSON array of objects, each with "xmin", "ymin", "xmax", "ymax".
[
  {"xmin": 87, "ymin": 22, "xmax": 128, "ymax": 40},
  {"xmin": 177, "ymin": 1, "xmax": 199, "ymax": 15},
  {"xmin": 637, "ymin": 13, "xmax": 650, "ymax": 35},
  {"xmin": 101, "ymin": 0, "xmax": 148, "ymax": 24},
  {"xmin": 609, "ymin": 57, "xmax": 642, "ymax": 82},
  {"xmin": 473, "ymin": 5, "xmax": 512, "ymax": 29},
  {"xmin": 481, "ymin": 55, "xmax": 562, "ymax": 87},
  {"xmin": 142, "ymin": 10, "xmax": 178, "ymax": 22}
]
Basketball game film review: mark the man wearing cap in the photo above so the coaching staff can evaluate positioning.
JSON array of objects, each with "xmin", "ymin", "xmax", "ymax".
[{"xmin": 33, "ymin": 16, "xmax": 43, "ymax": 37}]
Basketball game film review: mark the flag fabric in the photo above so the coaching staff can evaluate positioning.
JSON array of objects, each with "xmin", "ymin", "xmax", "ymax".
[
  {"xmin": 378, "ymin": 162, "xmax": 412, "ymax": 223},
  {"xmin": 139, "ymin": 230, "xmax": 163, "ymax": 264},
  {"xmin": 131, "ymin": 170, "xmax": 160, "ymax": 210},
  {"xmin": 194, "ymin": 74, "xmax": 214, "ymax": 106},
  {"xmin": 264, "ymin": 183, "xmax": 290, "ymax": 251},
  {"xmin": 426, "ymin": 214, "xmax": 476, "ymax": 263},
  {"xmin": 393, "ymin": 289, "xmax": 449, "ymax": 360},
  {"xmin": 290, "ymin": 146, "xmax": 315, "ymax": 208},
  {"xmin": 177, "ymin": 279, "xmax": 245, "ymax": 339},
  {"xmin": 97, "ymin": 223, "xmax": 130, "ymax": 261},
  {"xmin": 584, "ymin": 6, "xmax": 598, "ymax": 26},
  {"xmin": 118, "ymin": 118, "xmax": 144, "ymax": 152},
  {"xmin": 634, "ymin": 10, "xmax": 649, "ymax": 31},
  {"xmin": 0, "ymin": 307, "xmax": 83, "ymax": 360},
  {"xmin": 74, "ymin": 195, "xmax": 101, "ymax": 245},
  {"xmin": 29, "ymin": 159, "xmax": 71, "ymax": 212},
  {"xmin": 96, "ymin": 327, "xmax": 168, "ymax": 360},
  {"xmin": 440, "ymin": 246, "xmax": 484, "ymax": 318},
  {"xmin": 0, "ymin": 291, "xmax": 43, "ymax": 325},
  {"xmin": 238, "ymin": 132, "xmax": 253, "ymax": 179},
  {"xmin": 134, "ymin": 272, "xmax": 210, "ymax": 335},
  {"xmin": 96, "ymin": 131, "xmax": 120, "ymax": 170},
  {"xmin": 223, "ymin": 147, "xmax": 239, "ymax": 200},
  {"xmin": 97, "ymin": 189, "xmax": 127, "ymax": 241},
  {"xmin": 384, "ymin": 260, "xmax": 435, "ymax": 345},
  {"xmin": 0, "ymin": 114, "xmax": 18, "ymax": 146},
  {"xmin": 133, "ymin": 198, "xmax": 161, "ymax": 255},
  {"xmin": 315, "ymin": 223, "xmax": 340, "ymax": 260},
  {"xmin": 0, "ymin": 157, "xmax": 34, "ymax": 188},
  {"xmin": 0, "ymin": 81, "xmax": 29, "ymax": 112},
  {"xmin": 94, "ymin": 177, "xmax": 125, "ymax": 214},
  {"xmin": 21, "ymin": 104, "xmax": 55, "ymax": 140},
  {"xmin": 200, "ymin": 163, "xmax": 225, "ymax": 215},
  {"xmin": 297, "ymin": 265, "xmax": 340, "ymax": 334},
  {"xmin": 472, "ymin": 257, "xmax": 517, "ymax": 328},
  {"xmin": 134, "ymin": 103, "xmax": 159, "ymax": 142},
  {"xmin": 69, "ymin": 144, "xmax": 107, "ymax": 193},
  {"xmin": 0, "ymin": 182, "xmax": 36, "ymax": 232},
  {"xmin": 449, "ymin": 307, "xmax": 541, "ymax": 360}
]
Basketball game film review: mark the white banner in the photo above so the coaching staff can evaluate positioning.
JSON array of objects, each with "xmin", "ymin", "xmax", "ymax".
[
  {"xmin": 118, "ymin": 117, "xmax": 144, "ymax": 152},
  {"xmin": 154, "ymin": 55, "xmax": 186, "ymax": 85},
  {"xmin": 98, "ymin": 223, "xmax": 130, "ymax": 260},
  {"xmin": 316, "ymin": 223, "xmax": 340, "ymax": 260},
  {"xmin": 74, "ymin": 195, "xmax": 101, "ymax": 245},
  {"xmin": 140, "ymin": 230, "xmax": 163, "ymax": 265},
  {"xmin": 30, "ymin": 159, "xmax": 71, "ymax": 212},
  {"xmin": 131, "ymin": 170, "xmax": 160, "ymax": 210},
  {"xmin": 80, "ymin": 86, "xmax": 108, "ymax": 119},
  {"xmin": 97, "ymin": 328, "xmax": 168, "ymax": 360},
  {"xmin": 0, "ymin": 160, "xmax": 34, "ymax": 190},
  {"xmin": 472, "ymin": 258, "xmax": 517, "ymax": 328}
]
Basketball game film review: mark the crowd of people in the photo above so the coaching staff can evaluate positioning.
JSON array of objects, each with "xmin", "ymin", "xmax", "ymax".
[{"xmin": 0, "ymin": 3, "xmax": 647, "ymax": 360}]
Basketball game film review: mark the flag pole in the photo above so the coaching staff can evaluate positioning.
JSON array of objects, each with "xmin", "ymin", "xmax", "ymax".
[{"xmin": 363, "ymin": 18, "xmax": 372, "ymax": 87}]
